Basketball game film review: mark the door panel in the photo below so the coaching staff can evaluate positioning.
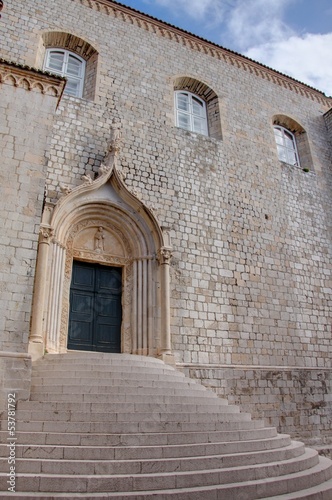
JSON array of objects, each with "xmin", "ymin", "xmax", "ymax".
[
  {"xmin": 69, "ymin": 290, "xmax": 94, "ymax": 346},
  {"xmin": 68, "ymin": 261, "xmax": 122, "ymax": 352}
]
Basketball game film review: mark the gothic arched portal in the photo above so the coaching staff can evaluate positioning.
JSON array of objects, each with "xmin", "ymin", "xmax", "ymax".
[{"xmin": 28, "ymin": 140, "xmax": 173, "ymax": 364}]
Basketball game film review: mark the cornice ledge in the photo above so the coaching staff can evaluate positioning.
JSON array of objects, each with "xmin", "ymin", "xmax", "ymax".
[
  {"xmin": 0, "ymin": 59, "xmax": 66, "ymax": 101},
  {"xmin": 75, "ymin": 0, "xmax": 332, "ymax": 107}
]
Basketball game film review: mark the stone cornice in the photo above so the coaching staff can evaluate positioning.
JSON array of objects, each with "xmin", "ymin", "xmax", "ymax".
[
  {"xmin": 0, "ymin": 59, "xmax": 66, "ymax": 102},
  {"xmin": 74, "ymin": 0, "xmax": 331, "ymax": 107}
]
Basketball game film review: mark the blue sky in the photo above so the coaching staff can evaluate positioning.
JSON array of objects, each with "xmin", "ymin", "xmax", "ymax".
[{"xmin": 118, "ymin": 0, "xmax": 332, "ymax": 96}]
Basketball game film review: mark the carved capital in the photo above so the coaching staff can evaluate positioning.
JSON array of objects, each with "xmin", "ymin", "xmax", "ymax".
[
  {"xmin": 39, "ymin": 226, "xmax": 53, "ymax": 244},
  {"xmin": 158, "ymin": 246, "xmax": 172, "ymax": 265}
]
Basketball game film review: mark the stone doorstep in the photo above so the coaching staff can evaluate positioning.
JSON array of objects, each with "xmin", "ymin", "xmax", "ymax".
[
  {"xmin": 0, "ymin": 449, "xmax": 329, "ymax": 494},
  {"xmin": 0, "ymin": 442, "xmax": 306, "ymax": 475}
]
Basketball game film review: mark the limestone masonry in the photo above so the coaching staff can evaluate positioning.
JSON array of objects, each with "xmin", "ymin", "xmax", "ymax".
[{"xmin": 0, "ymin": 0, "xmax": 331, "ymax": 445}]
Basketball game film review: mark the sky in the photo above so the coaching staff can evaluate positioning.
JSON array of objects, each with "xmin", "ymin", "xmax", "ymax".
[{"xmin": 117, "ymin": 0, "xmax": 332, "ymax": 96}]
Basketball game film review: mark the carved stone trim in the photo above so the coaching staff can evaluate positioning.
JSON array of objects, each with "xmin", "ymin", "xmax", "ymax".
[
  {"xmin": 72, "ymin": 0, "xmax": 331, "ymax": 107},
  {"xmin": 72, "ymin": 249, "xmax": 130, "ymax": 266},
  {"xmin": 67, "ymin": 218, "xmax": 132, "ymax": 257},
  {"xmin": 0, "ymin": 60, "xmax": 66, "ymax": 99}
]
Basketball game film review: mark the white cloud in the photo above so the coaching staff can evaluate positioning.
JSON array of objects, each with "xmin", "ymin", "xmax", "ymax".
[
  {"xmin": 245, "ymin": 32, "xmax": 332, "ymax": 96},
  {"xmin": 142, "ymin": 0, "xmax": 331, "ymax": 96},
  {"xmin": 226, "ymin": 0, "xmax": 294, "ymax": 50},
  {"xmin": 145, "ymin": 0, "xmax": 226, "ymax": 23}
]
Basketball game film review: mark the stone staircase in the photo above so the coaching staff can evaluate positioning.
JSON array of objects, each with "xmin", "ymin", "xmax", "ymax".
[{"xmin": 1, "ymin": 352, "xmax": 332, "ymax": 499}]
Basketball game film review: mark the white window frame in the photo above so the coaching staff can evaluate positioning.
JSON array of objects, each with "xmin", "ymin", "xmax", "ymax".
[
  {"xmin": 44, "ymin": 48, "xmax": 85, "ymax": 98},
  {"xmin": 273, "ymin": 125, "xmax": 300, "ymax": 167},
  {"xmin": 175, "ymin": 91, "xmax": 208, "ymax": 136}
]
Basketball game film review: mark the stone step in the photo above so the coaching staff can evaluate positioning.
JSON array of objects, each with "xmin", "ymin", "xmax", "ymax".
[
  {"xmin": 4, "ymin": 352, "xmax": 331, "ymax": 498},
  {"xmin": 14, "ymin": 401, "xmax": 239, "ymax": 417},
  {"xmin": 30, "ymin": 387, "xmax": 219, "ymax": 404},
  {"xmin": 0, "ymin": 441, "xmax": 306, "ymax": 475},
  {"xmin": 1, "ymin": 463, "xmax": 332, "ymax": 499},
  {"xmin": 2, "ymin": 477, "xmax": 332, "ymax": 500},
  {"xmin": 16, "ymin": 394, "xmax": 228, "ymax": 412},
  {"xmin": 0, "ymin": 448, "xmax": 324, "ymax": 494},
  {"xmin": 0, "ymin": 434, "xmax": 291, "ymax": 461},
  {"xmin": 43, "ymin": 349, "xmax": 164, "ymax": 365},
  {"xmin": 2, "ymin": 413, "xmax": 254, "ymax": 435},
  {"xmin": 0, "ymin": 425, "xmax": 275, "ymax": 448},
  {"xmin": 32, "ymin": 365, "xmax": 178, "ymax": 375},
  {"xmin": 30, "ymin": 378, "xmax": 208, "ymax": 389},
  {"xmin": 30, "ymin": 373, "xmax": 191, "ymax": 385},
  {"xmin": 40, "ymin": 352, "xmax": 168, "ymax": 363}
]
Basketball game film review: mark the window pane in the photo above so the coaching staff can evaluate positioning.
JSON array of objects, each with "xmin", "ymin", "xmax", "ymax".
[
  {"xmin": 287, "ymin": 151, "xmax": 298, "ymax": 166},
  {"xmin": 193, "ymin": 116, "xmax": 204, "ymax": 133},
  {"xmin": 277, "ymin": 144, "xmax": 288, "ymax": 163},
  {"xmin": 177, "ymin": 93, "xmax": 190, "ymax": 112},
  {"xmin": 192, "ymin": 96, "xmax": 204, "ymax": 117},
  {"xmin": 284, "ymin": 131, "xmax": 295, "ymax": 149},
  {"xmin": 65, "ymin": 78, "xmax": 80, "ymax": 97},
  {"xmin": 274, "ymin": 126, "xmax": 299, "ymax": 167},
  {"xmin": 48, "ymin": 51, "xmax": 65, "ymax": 72},
  {"xmin": 175, "ymin": 91, "xmax": 208, "ymax": 136},
  {"xmin": 178, "ymin": 112, "xmax": 191, "ymax": 130},
  {"xmin": 67, "ymin": 55, "xmax": 82, "ymax": 77},
  {"xmin": 45, "ymin": 49, "xmax": 85, "ymax": 98},
  {"xmin": 274, "ymin": 128, "xmax": 283, "ymax": 145}
]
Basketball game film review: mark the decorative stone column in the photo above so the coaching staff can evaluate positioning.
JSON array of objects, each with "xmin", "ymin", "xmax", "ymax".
[
  {"xmin": 158, "ymin": 246, "xmax": 175, "ymax": 365},
  {"xmin": 28, "ymin": 226, "xmax": 53, "ymax": 361}
]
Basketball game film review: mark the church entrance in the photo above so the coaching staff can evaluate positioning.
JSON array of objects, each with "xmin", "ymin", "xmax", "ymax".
[{"xmin": 68, "ymin": 261, "xmax": 122, "ymax": 353}]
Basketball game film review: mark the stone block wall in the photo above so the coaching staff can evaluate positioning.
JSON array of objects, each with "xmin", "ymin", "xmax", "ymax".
[
  {"xmin": 0, "ymin": 62, "xmax": 64, "ymax": 353},
  {"xmin": 182, "ymin": 365, "xmax": 332, "ymax": 445},
  {"xmin": 0, "ymin": 352, "xmax": 31, "ymax": 412},
  {"xmin": 324, "ymin": 108, "xmax": 332, "ymax": 145}
]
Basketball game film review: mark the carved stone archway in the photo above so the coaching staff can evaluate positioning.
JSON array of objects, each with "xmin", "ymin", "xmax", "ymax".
[{"xmin": 28, "ymin": 133, "xmax": 173, "ymax": 364}]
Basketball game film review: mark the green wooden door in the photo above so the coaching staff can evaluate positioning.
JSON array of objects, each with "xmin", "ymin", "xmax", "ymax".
[{"xmin": 68, "ymin": 261, "xmax": 122, "ymax": 352}]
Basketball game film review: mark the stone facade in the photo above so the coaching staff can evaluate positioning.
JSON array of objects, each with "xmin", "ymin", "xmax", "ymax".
[{"xmin": 0, "ymin": 0, "xmax": 331, "ymax": 443}]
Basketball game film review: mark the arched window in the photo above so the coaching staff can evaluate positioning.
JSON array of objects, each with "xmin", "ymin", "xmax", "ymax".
[
  {"xmin": 175, "ymin": 91, "xmax": 208, "ymax": 136},
  {"xmin": 38, "ymin": 33, "xmax": 98, "ymax": 101},
  {"xmin": 273, "ymin": 125, "xmax": 300, "ymax": 166},
  {"xmin": 44, "ymin": 49, "xmax": 85, "ymax": 98},
  {"xmin": 272, "ymin": 115, "xmax": 313, "ymax": 171},
  {"xmin": 173, "ymin": 77, "xmax": 222, "ymax": 139}
]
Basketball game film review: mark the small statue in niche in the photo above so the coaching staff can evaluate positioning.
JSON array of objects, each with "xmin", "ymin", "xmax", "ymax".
[{"xmin": 94, "ymin": 226, "xmax": 105, "ymax": 252}]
